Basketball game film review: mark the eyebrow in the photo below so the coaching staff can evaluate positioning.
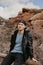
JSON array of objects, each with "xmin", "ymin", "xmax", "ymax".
[{"xmin": 18, "ymin": 23, "xmax": 24, "ymax": 25}]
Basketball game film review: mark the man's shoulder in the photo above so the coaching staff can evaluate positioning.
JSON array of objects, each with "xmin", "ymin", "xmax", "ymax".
[
  {"xmin": 25, "ymin": 28, "xmax": 30, "ymax": 33},
  {"xmin": 25, "ymin": 29, "xmax": 32, "ymax": 37},
  {"xmin": 13, "ymin": 30, "xmax": 18, "ymax": 35},
  {"xmin": 11, "ymin": 30, "xmax": 18, "ymax": 37}
]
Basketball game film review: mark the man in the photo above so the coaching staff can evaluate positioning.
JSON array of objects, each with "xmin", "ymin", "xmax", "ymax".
[{"xmin": 1, "ymin": 20, "xmax": 37, "ymax": 65}]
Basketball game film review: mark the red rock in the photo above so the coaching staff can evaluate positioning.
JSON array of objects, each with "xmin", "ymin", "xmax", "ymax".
[{"xmin": 0, "ymin": 8, "xmax": 43, "ymax": 65}]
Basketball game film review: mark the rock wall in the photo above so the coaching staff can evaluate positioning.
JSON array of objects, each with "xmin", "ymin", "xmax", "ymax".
[{"xmin": 0, "ymin": 8, "xmax": 43, "ymax": 65}]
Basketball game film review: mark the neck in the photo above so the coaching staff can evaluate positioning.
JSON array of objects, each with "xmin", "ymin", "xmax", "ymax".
[{"xmin": 18, "ymin": 29, "xmax": 24, "ymax": 34}]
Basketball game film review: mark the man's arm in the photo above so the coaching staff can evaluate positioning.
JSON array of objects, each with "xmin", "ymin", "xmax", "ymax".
[
  {"xmin": 27, "ymin": 31, "xmax": 33, "ymax": 59},
  {"xmin": 27, "ymin": 31, "xmax": 37, "ymax": 62},
  {"xmin": 9, "ymin": 34, "xmax": 14, "ymax": 52}
]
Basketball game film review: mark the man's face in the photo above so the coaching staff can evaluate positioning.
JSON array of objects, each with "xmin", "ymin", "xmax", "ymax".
[{"xmin": 18, "ymin": 22, "xmax": 26, "ymax": 31}]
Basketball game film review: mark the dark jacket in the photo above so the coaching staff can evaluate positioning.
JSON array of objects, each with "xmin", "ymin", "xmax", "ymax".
[{"xmin": 9, "ymin": 29, "xmax": 33, "ymax": 61}]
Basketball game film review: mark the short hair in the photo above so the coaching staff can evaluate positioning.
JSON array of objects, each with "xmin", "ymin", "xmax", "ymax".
[{"xmin": 18, "ymin": 19, "xmax": 27, "ymax": 26}]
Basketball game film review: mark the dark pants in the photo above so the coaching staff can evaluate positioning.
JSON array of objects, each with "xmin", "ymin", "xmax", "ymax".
[{"xmin": 1, "ymin": 52, "xmax": 24, "ymax": 65}]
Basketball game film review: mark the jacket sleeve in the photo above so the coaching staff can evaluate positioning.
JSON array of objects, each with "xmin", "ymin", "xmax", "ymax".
[
  {"xmin": 27, "ymin": 31, "xmax": 34, "ymax": 59},
  {"xmin": 9, "ymin": 34, "xmax": 14, "ymax": 52}
]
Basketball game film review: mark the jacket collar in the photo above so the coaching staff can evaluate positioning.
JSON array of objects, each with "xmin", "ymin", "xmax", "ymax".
[{"xmin": 14, "ymin": 28, "xmax": 29, "ymax": 36}]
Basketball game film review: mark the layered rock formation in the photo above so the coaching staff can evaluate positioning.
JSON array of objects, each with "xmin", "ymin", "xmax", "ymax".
[
  {"xmin": 0, "ymin": 8, "xmax": 43, "ymax": 65},
  {"xmin": 30, "ymin": 12, "xmax": 43, "ymax": 65}
]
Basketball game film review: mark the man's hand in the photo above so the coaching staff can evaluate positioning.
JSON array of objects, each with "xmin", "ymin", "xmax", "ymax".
[
  {"xmin": 32, "ymin": 58, "xmax": 38, "ymax": 62},
  {"xmin": 25, "ymin": 58, "xmax": 37, "ymax": 64},
  {"xmin": 25, "ymin": 58, "xmax": 40, "ymax": 65}
]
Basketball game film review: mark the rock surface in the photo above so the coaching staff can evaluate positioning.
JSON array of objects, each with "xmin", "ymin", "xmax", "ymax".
[{"xmin": 0, "ymin": 8, "xmax": 43, "ymax": 65}]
